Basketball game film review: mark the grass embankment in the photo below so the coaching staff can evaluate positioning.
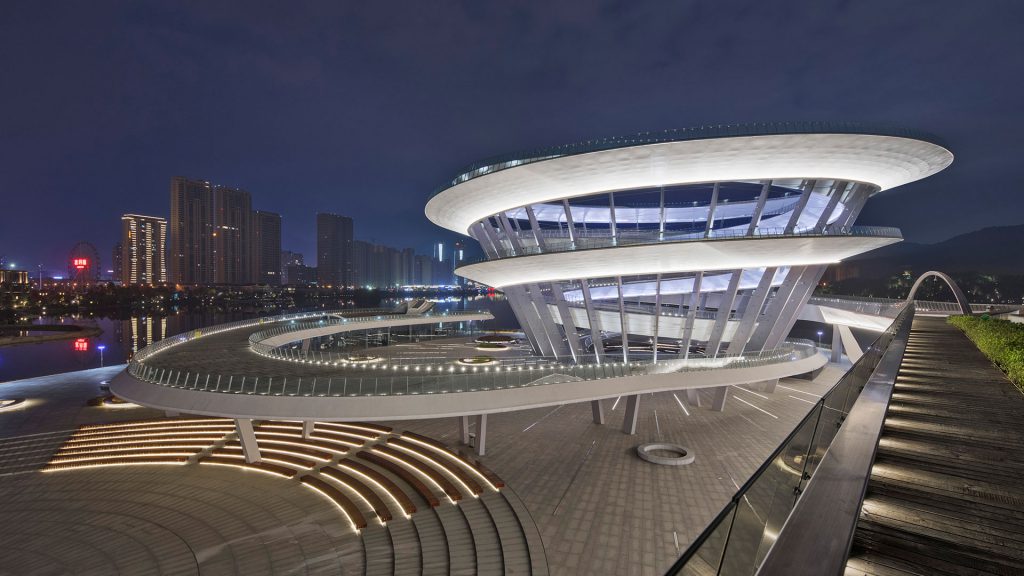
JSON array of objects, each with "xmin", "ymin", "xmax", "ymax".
[{"xmin": 948, "ymin": 315, "xmax": 1024, "ymax": 392}]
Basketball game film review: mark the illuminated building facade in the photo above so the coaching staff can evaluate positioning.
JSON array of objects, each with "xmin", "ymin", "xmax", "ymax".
[
  {"xmin": 120, "ymin": 214, "xmax": 167, "ymax": 285},
  {"xmin": 427, "ymin": 123, "xmax": 953, "ymax": 361},
  {"xmin": 169, "ymin": 176, "xmax": 214, "ymax": 285}
]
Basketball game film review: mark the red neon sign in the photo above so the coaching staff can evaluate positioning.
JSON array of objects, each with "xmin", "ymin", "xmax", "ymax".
[
  {"xmin": 73, "ymin": 338, "xmax": 89, "ymax": 352},
  {"xmin": 73, "ymin": 258, "xmax": 89, "ymax": 270}
]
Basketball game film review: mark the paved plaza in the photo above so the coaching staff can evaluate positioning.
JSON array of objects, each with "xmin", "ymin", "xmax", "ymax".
[{"xmin": 0, "ymin": 357, "xmax": 844, "ymax": 575}]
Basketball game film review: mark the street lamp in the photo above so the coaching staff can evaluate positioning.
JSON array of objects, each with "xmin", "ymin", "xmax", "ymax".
[
  {"xmin": 816, "ymin": 330, "xmax": 824, "ymax": 349},
  {"xmin": 98, "ymin": 345, "xmax": 106, "ymax": 368}
]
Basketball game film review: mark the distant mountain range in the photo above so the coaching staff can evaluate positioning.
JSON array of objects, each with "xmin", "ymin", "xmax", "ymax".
[{"xmin": 848, "ymin": 224, "xmax": 1024, "ymax": 277}]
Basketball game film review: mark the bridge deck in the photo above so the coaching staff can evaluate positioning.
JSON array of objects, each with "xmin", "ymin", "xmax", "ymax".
[{"xmin": 845, "ymin": 317, "xmax": 1024, "ymax": 575}]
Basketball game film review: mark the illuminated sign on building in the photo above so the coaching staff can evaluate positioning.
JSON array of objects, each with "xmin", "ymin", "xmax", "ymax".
[{"xmin": 73, "ymin": 338, "xmax": 89, "ymax": 352}]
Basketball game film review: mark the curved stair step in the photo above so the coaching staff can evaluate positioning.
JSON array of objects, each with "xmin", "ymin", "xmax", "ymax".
[
  {"xmin": 434, "ymin": 504, "xmax": 477, "ymax": 576},
  {"xmin": 388, "ymin": 518, "xmax": 421, "ymax": 576},
  {"xmin": 481, "ymin": 491, "xmax": 532, "ymax": 575},
  {"xmin": 361, "ymin": 524, "xmax": 394, "ymax": 576},
  {"xmin": 459, "ymin": 497, "xmax": 504, "ymax": 575},
  {"xmin": 411, "ymin": 505, "xmax": 450, "ymax": 575},
  {"xmin": 501, "ymin": 488, "xmax": 549, "ymax": 576}
]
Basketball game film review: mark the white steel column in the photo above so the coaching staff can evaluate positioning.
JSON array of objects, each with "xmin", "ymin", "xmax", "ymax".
[
  {"xmin": 765, "ymin": 265, "xmax": 828, "ymax": 349},
  {"xmin": 580, "ymin": 279, "xmax": 606, "ymax": 362},
  {"xmin": 525, "ymin": 205, "xmax": 547, "ymax": 250},
  {"xmin": 837, "ymin": 325, "xmax": 864, "ymax": 362},
  {"xmin": 526, "ymin": 282, "xmax": 571, "ymax": 358},
  {"xmin": 591, "ymin": 399, "xmax": 606, "ymax": 425},
  {"xmin": 622, "ymin": 394, "xmax": 640, "ymax": 434},
  {"xmin": 562, "ymin": 200, "xmax": 576, "ymax": 244},
  {"xmin": 812, "ymin": 180, "xmax": 847, "ymax": 232},
  {"xmin": 746, "ymin": 180, "xmax": 773, "ymax": 234},
  {"xmin": 550, "ymin": 281, "xmax": 584, "ymax": 361},
  {"xmin": 652, "ymin": 273, "xmax": 662, "ymax": 362},
  {"xmin": 747, "ymin": 266, "xmax": 806, "ymax": 351},
  {"xmin": 831, "ymin": 327, "xmax": 844, "ymax": 363},
  {"xmin": 235, "ymin": 419, "xmax": 261, "ymax": 463},
  {"xmin": 609, "ymin": 192, "xmax": 618, "ymax": 241},
  {"xmin": 684, "ymin": 389, "xmax": 702, "ymax": 407},
  {"xmin": 459, "ymin": 416, "xmax": 471, "ymax": 444},
  {"xmin": 784, "ymin": 180, "xmax": 817, "ymax": 234},
  {"xmin": 711, "ymin": 387, "xmax": 729, "ymax": 412},
  {"xmin": 302, "ymin": 420, "xmax": 314, "ymax": 439},
  {"xmin": 616, "ymin": 276, "xmax": 629, "ymax": 363},
  {"xmin": 705, "ymin": 182, "xmax": 720, "ymax": 237},
  {"xmin": 726, "ymin": 267, "xmax": 778, "ymax": 354},
  {"xmin": 659, "ymin": 186, "xmax": 666, "ymax": 237},
  {"xmin": 474, "ymin": 414, "xmax": 488, "ymax": 456},
  {"xmin": 707, "ymin": 270, "xmax": 743, "ymax": 357},
  {"xmin": 681, "ymin": 272, "xmax": 704, "ymax": 360}
]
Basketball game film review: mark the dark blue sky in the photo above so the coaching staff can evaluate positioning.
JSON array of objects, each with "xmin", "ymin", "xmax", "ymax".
[{"xmin": 2, "ymin": 1, "xmax": 1021, "ymax": 273}]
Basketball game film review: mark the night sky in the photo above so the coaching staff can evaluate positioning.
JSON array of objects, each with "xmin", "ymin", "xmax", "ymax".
[{"xmin": 2, "ymin": 1, "xmax": 1022, "ymax": 273}]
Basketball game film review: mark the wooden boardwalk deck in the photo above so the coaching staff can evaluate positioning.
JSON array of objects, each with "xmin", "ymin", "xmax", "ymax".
[{"xmin": 845, "ymin": 316, "xmax": 1024, "ymax": 576}]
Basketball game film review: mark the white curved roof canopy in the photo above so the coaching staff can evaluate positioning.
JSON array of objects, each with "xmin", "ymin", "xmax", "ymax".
[
  {"xmin": 455, "ymin": 234, "xmax": 900, "ymax": 288},
  {"xmin": 426, "ymin": 133, "xmax": 953, "ymax": 234}
]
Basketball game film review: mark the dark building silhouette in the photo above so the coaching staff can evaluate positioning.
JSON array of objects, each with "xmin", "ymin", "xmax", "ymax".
[
  {"xmin": 316, "ymin": 213, "xmax": 353, "ymax": 288},
  {"xmin": 252, "ymin": 210, "xmax": 282, "ymax": 285}
]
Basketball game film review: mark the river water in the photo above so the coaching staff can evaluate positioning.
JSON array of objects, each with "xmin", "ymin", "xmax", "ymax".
[
  {"xmin": 0, "ymin": 293, "xmax": 836, "ymax": 384},
  {"xmin": 0, "ymin": 295, "xmax": 518, "ymax": 383}
]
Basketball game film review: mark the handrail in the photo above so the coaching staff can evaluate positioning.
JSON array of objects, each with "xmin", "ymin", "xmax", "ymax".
[
  {"xmin": 127, "ymin": 334, "xmax": 819, "ymax": 399},
  {"xmin": 464, "ymin": 225, "xmax": 902, "ymax": 265},
  {"xmin": 755, "ymin": 305, "xmax": 914, "ymax": 575},
  {"xmin": 247, "ymin": 310, "xmax": 488, "ymax": 349},
  {"xmin": 664, "ymin": 305, "xmax": 914, "ymax": 575},
  {"xmin": 431, "ymin": 121, "xmax": 945, "ymax": 196}
]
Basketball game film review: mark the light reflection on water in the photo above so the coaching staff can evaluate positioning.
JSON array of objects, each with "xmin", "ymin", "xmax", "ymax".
[{"xmin": 0, "ymin": 295, "xmax": 516, "ymax": 383}]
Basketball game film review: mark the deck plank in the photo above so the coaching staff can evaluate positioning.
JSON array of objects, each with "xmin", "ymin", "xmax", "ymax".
[{"xmin": 846, "ymin": 317, "xmax": 1024, "ymax": 575}]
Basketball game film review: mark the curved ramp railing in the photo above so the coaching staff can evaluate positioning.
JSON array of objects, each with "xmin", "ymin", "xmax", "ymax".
[
  {"xmin": 125, "ymin": 342, "xmax": 818, "ymax": 398},
  {"xmin": 463, "ymin": 225, "xmax": 902, "ymax": 264}
]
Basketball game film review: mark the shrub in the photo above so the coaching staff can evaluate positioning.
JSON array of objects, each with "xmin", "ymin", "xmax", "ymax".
[{"xmin": 948, "ymin": 315, "xmax": 1024, "ymax": 391}]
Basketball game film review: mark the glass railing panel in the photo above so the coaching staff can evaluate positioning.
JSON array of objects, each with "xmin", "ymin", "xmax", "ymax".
[{"xmin": 674, "ymin": 504, "xmax": 737, "ymax": 576}]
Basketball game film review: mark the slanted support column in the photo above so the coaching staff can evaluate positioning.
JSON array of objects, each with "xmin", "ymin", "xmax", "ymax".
[
  {"xmin": 609, "ymin": 192, "xmax": 618, "ymax": 240},
  {"xmin": 711, "ymin": 387, "xmax": 729, "ymax": 412},
  {"xmin": 746, "ymin": 180, "xmax": 773, "ymax": 234},
  {"xmin": 622, "ymin": 394, "xmax": 640, "ymax": 434},
  {"xmin": 591, "ymin": 399, "xmax": 606, "ymax": 425},
  {"xmin": 302, "ymin": 420, "xmax": 315, "ymax": 439},
  {"xmin": 705, "ymin": 183, "xmax": 720, "ymax": 237},
  {"xmin": 474, "ymin": 414, "xmax": 488, "ymax": 456},
  {"xmin": 301, "ymin": 338, "xmax": 311, "ymax": 357},
  {"xmin": 616, "ymin": 276, "xmax": 629, "ymax": 363},
  {"xmin": 684, "ymin": 389, "xmax": 702, "ymax": 407},
  {"xmin": 762, "ymin": 379, "xmax": 778, "ymax": 394},
  {"xmin": 837, "ymin": 325, "xmax": 863, "ymax": 363},
  {"xmin": 682, "ymin": 272, "xmax": 704, "ymax": 359},
  {"xmin": 459, "ymin": 416, "xmax": 470, "ymax": 445},
  {"xmin": 235, "ymin": 418, "xmax": 261, "ymax": 463},
  {"xmin": 831, "ymin": 327, "xmax": 844, "ymax": 363},
  {"xmin": 580, "ymin": 279, "xmax": 606, "ymax": 362}
]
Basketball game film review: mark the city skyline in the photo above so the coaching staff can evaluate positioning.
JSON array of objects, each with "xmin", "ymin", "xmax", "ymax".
[{"xmin": 2, "ymin": 3, "xmax": 1023, "ymax": 272}]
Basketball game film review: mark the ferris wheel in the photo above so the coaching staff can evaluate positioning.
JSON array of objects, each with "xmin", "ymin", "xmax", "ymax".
[{"xmin": 68, "ymin": 242, "xmax": 101, "ymax": 284}]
